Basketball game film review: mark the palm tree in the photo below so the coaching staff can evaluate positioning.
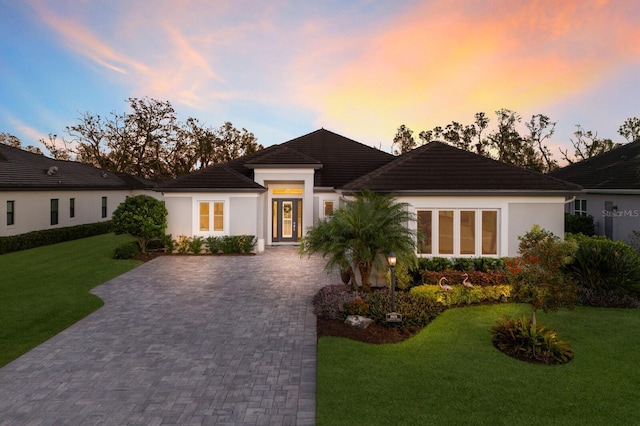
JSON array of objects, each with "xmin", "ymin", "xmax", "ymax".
[{"xmin": 299, "ymin": 190, "xmax": 417, "ymax": 292}]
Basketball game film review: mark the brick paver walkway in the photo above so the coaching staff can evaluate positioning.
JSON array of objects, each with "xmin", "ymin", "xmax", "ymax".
[{"xmin": 0, "ymin": 248, "xmax": 335, "ymax": 425}]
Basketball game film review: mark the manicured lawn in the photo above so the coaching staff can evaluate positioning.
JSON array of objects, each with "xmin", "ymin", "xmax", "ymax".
[
  {"xmin": 0, "ymin": 233, "xmax": 141, "ymax": 367},
  {"xmin": 317, "ymin": 304, "xmax": 640, "ymax": 425}
]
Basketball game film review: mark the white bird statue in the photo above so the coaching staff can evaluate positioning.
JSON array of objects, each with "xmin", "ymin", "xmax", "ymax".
[
  {"xmin": 438, "ymin": 277, "xmax": 453, "ymax": 291},
  {"xmin": 462, "ymin": 273, "xmax": 473, "ymax": 288}
]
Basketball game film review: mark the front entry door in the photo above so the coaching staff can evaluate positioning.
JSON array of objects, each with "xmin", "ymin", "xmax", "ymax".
[{"xmin": 273, "ymin": 199, "xmax": 302, "ymax": 243}]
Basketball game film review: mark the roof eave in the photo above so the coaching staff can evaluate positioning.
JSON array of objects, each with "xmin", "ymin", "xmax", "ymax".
[
  {"xmin": 244, "ymin": 164, "xmax": 323, "ymax": 170},
  {"xmin": 154, "ymin": 187, "xmax": 267, "ymax": 193}
]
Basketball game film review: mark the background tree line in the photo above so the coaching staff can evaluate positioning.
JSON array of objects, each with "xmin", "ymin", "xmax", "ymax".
[
  {"xmin": 1, "ymin": 97, "xmax": 262, "ymax": 183},
  {"xmin": 392, "ymin": 110, "xmax": 640, "ymax": 173}
]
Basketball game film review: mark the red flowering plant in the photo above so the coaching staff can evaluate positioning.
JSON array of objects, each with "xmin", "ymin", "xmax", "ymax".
[{"xmin": 507, "ymin": 225, "xmax": 578, "ymax": 329}]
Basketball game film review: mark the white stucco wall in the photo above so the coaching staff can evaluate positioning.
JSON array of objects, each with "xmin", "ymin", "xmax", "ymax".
[
  {"xmin": 397, "ymin": 194, "xmax": 567, "ymax": 258},
  {"xmin": 508, "ymin": 202, "xmax": 565, "ymax": 256},
  {"xmin": 229, "ymin": 196, "xmax": 259, "ymax": 236},
  {"xmin": 0, "ymin": 189, "xmax": 147, "ymax": 237},
  {"xmin": 163, "ymin": 194, "xmax": 193, "ymax": 237}
]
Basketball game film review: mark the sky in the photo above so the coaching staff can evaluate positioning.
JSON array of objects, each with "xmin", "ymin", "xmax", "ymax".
[{"xmin": 1, "ymin": 0, "xmax": 638, "ymax": 161}]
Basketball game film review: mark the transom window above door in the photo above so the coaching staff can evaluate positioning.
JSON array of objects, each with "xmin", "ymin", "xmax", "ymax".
[{"xmin": 417, "ymin": 209, "xmax": 498, "ymax": 256}]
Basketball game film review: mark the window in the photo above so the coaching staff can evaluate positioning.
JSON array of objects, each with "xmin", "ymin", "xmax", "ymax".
[
  {"xmin": 417, "ymin": 211, "xmax": 432, "ymax": 254},
  {"xmin": 101, "ymin": 197, "xmax": 107, "ymax": 218},
  {"xmin": 417, "ymin": 209, "xmax": 498, "ymax": 256},
  {"xmin": 323, "ymin": 201, "xmax": 334, "ymax": 217},
  {"xmin": 574, "ymin": 199, "xmax": 587, "ymax": 216},
  {"xmin": 199, "ymin": 201, "xmax": 224, "ymax": 232},
  {"xmin": 51, "ymin": 199, "xmax": 59, "ymax": 225},
  {"xmin": 6, "ymin": 200, "xmax": 15, "ymax": 226},
  {"xmin": 70, "ymin": 198, "xmax": 75, "ymax": 218}
]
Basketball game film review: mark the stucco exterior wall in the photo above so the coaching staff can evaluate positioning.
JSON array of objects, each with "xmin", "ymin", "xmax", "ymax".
[
  {"xmin": 229, "ymin": 196, "xmax": 259, "ymax": 236},
  {"xmin": 163, "ymin": 195, "xmax": 192, "ymax": 237},
  {"xmin": 507, "ymin": 202, "xmax": 565, "ymax": 256},
  {"xmin": 0, "ymin": 189, "xmax": 140, "ymax": 237},
  {"xmin": 567, "ymin": 193, "xmax": 640, "ymax": 242}
]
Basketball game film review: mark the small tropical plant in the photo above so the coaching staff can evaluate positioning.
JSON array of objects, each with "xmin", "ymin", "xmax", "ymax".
[
  {"xmin": 111, "ymin": 195, "xmax": 168, "ymax": 254},
  {"xmin": 300, "ymin": 191, "xmax": 417, "ymax": 292},
  {"xmin": 491, "ymin": 315, "xmax": 574, "ymax": 365}
]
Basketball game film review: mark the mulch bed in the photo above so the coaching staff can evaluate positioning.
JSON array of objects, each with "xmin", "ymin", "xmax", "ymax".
[{"xmin": 316, "ymin": 317, "xmax": 419, "ymax": 344}]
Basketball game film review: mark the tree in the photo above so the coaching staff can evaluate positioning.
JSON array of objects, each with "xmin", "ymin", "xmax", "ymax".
[
  {"xmin": 524, "ymin": 114, "xmax": 558, "ymax": 172},
  {"xmin": 0, "ymin": 132, "xmax": 43, "ymax": 154},
  {"xmin": 299, "ymin": 191, "xmax": 417, "ymax": 292},
  {"xmin": 559, "ymin": 125, "xmax": 620, "ymax": 164},
  {"xmin": 55, "ymin": 97, "xmax": 262, "ymax": 182},
  {"xmin": 507, "ymin": 225, "xmax": 578, "ymax": 329},
  {"xmin": 618, "ymin": 117, "xmax": 640, "ymax": 143},
  {"xmin": 111, "ymin": 195, "xmax": 168, "ymax": 254},
  {"xmin": 392, "ymin": 124, "xmax": 416, "ymax": 155},
  {"xmin": 473, "ymin": 112, "xmax": 490, "ymax": 155}
]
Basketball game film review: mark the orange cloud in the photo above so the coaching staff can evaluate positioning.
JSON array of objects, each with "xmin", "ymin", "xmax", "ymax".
[{"xmin": 295, "ymin": 0, "xmax": 640, "ymax": 149}]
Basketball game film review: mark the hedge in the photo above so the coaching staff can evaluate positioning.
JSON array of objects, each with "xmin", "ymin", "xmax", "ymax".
[{"xmin": 0, "ymin": 221, "xmax": 113, "ymax": 254}]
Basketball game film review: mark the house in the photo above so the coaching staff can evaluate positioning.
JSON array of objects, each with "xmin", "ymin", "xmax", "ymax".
[
  {"xmin": 0, "ymin": 143, "xmax": 156, "ymax": 237},
  {"xmin": 156, "ymin": 129, "xmax": 580, "ymax": 257},
  {"xmin": 549, "ymin": 140, "xmax": 640, "ymax": 242}
]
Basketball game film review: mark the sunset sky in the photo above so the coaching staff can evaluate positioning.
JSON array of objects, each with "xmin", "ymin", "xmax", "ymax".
[{"xmin": 1, "ymin": 0, "xmax": 638, "ymax": 160}]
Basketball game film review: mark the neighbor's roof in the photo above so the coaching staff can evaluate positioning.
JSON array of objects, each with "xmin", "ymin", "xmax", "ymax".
[
  {"xmin": 548, "ymin": 140, "xmax": 640, "ymax": 190},
  {"xmin": 158, "ymin": 128, "xmax": 395, "ymax": 191},
  {"xmin": 0, "ymin": 143, "xmax": 153, "ymax": 191},
  {"xmin": 343, "ymin": 141, "xmax": 582, "ymax": 194}
]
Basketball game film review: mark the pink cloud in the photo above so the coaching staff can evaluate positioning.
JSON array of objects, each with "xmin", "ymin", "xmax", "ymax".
[{"xmin": 295, "ymin": 0, "xmax": 640, "ymax": 148}]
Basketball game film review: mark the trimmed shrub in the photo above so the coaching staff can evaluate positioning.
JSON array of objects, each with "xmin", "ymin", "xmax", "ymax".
[
  {"xmin": 162, "ymin": 234, "xmax": 175, "ymax": 254},
  {"xmin": 421, "ymin": 269, "xmax": 509, "ymax": 287},
  {"xmin": 411, "ymin": 284, "xmax": 511, "ymax": 307},
  {"xmin": 313, "ymin": 285, "xmax": 356, "ymax": 320},
  {"xmin": 238, "ymin": 235, "xmax": 257, "ymax": 254},
  {"xmin": 566, "ymin": 233, "xmax": 640, "ymax": 297},
  {"xmin": 565, "ymin": 213, "xmax": 596, "ymax": 236},
  {"xmin": 491, "ymin": 315, "xmax": 574, "ymax": 365},
  {"xmin": 176, "ymin": 235, "xmax": 191, "ymax": 254},
  {"xmin": 205, "ymin": 236, "xmax": 221, "ymax": 254},
  {"xmin": 113, "ymin": 241, "xmax": 140, "ymax": 259},
  {"xmin": 365, "ymin": 290, "xmax": 445, "ymax": 329},
  {"xmin": 576, "ymin": 288, "xmax": 640, "ymax": 309},
  {"xmin": 0, "ymin": 221, "xmax": 113, "ymax": 254},
  {"xmin": 189, "ymin": 236, "xmax": 205, "ymax": 254},
  {"xmin": 219, "ymin": 236, "xmax": 241, "ymax": 254}
]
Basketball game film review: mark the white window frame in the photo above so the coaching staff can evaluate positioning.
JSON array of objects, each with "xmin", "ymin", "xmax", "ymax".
[
  {"xmin": 416, "ymin": 208, "xmax": 500, "ymax": 257},
  {"xmin": 196, "ymin": 200, "xmax": 227, "ymax": 234},
  {"xmin": 322, "ymin": 199, "xmax": 336, "ymax": 219},
  {"xmin": 574, "ymin": 199, "xmax": 587, "ymax": 216}
]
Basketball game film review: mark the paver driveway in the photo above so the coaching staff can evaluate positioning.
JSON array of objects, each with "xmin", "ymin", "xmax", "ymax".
[{"xmin": 0, "ymin": 248, "xmax": 336, "ymax": 425}]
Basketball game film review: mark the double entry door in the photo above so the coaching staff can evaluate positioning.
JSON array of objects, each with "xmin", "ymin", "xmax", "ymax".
[{"xmin": 272, "ymin": 199, "xmax": 302, "ymax": 243}]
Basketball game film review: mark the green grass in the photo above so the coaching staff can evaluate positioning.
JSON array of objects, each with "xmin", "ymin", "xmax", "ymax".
[
  {"xmin": 0, "ymin": 233, "xmax": 141, "ymax": 367},
  {"xmin": 317, "ymin": 304, "xmax": 640, "ymax": 426}
]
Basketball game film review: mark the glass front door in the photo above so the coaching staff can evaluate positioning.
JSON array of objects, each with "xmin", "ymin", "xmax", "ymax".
[{"xmin": 272, "ymin": 199, "xmax": 302, "ymax": 242}]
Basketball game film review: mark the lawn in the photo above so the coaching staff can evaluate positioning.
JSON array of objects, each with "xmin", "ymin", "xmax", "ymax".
[
  {"xmin": 0, "ymin": 233, "xmax": 141, "ymax": 367},
  {"xmin": 317, "ymin": 303, "xmax": 640, "ymax": 426}
]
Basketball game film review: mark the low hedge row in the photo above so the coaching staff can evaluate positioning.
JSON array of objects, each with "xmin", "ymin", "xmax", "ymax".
[
  {"xmin": 169, "ymin": 235, "xmax": 257, "ymax": 255},
  {"xmin": 410, "ymin": 284, "xmax": 512, "ymax": 307},
  {"xmin": 0, "ymin": 221, "xmax": 113, "ymax": 254}
]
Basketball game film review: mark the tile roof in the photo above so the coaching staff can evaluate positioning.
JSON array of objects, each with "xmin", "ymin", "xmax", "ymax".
[
  {"xmin": 160, "ymin": 129, "xmax": 395, "ymax": 190},
  {"xmin": 548, "ymin": 141, "xmax": 640, "ymax": 190},
  {"xmin": 0, "ymin": 143, "xmax": 153, "ymax": 191},
  {"xmin": 155, "ymin": 163, "xmax": 265, "ymax": 192},
  {"xmin": 244, "ymin": 146, "xmax": 322, "ymax": 168},
  {"xmin": 343, "ymin": 141, "xmax": 582, "ymax": 193}
]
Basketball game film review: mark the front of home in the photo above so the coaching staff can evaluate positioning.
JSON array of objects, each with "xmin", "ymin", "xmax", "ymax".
[
  {"xmin": 156, "ymin": 129, "xmax": 581, "ymax": 257},
  {"xmin": 549, "ymin": 140, "xmax": 640, "ymax": 243},
  {"xmin": 0, "ymin": 143, "xmax": 157, "ymax": 237}
]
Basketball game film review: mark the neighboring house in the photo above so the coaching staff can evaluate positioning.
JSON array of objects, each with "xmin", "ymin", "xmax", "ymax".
[
  {"xmin": 156, "ymin": 129, "xmax": 580, "ymax": 257},
  {"xmin": 0, "ymin": 143, "xmax": 156, "ymax": 237},
  {"xmin": 549, "ymin": 140, "xmax": 640, "ymax": 242}
]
